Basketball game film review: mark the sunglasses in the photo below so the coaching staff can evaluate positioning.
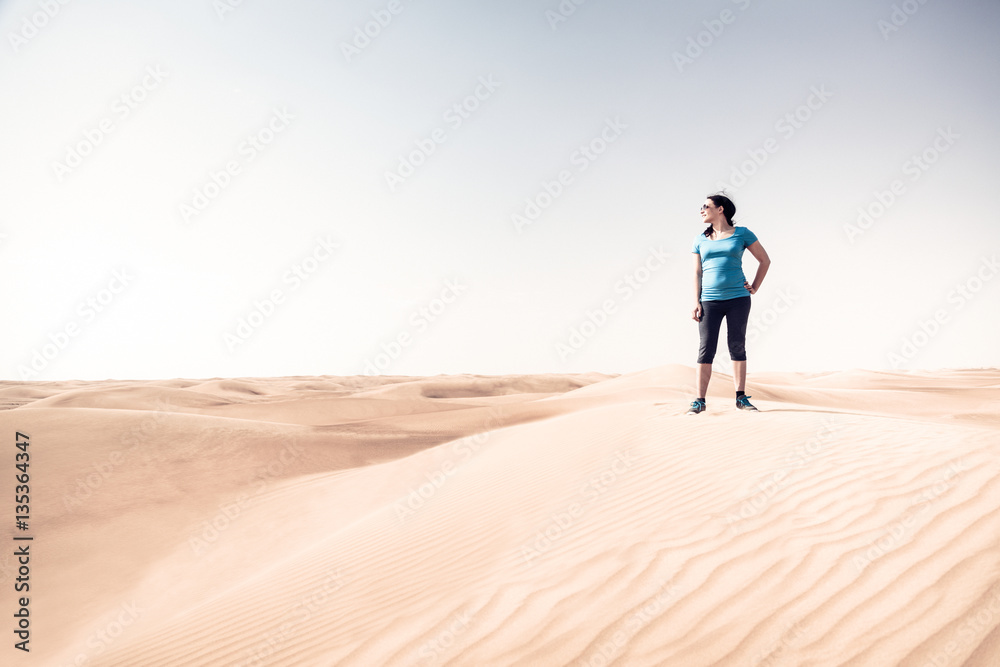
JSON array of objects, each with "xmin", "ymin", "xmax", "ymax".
[{"xmin": 700, "ymin": 204, "xmax": 717, "ymax": 211}]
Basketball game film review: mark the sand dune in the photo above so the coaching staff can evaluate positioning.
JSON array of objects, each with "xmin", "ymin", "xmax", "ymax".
[{"xmin": 1, "ymin": 366, "xmax": 998, "ymax": 666}]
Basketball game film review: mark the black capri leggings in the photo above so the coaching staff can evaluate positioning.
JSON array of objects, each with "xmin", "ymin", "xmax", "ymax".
[{"xmin": 697, "ymin": 295, "xmax": 751, "ymax": 364}]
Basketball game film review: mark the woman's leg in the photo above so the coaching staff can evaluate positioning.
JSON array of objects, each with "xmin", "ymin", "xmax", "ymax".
[
  {"xmin": 696, "ymin": 300, "xmax": 725, "ymax": 397},
  {"xmin": 696, "ymin": 363, "xmax": 712, "ymax": 398},
  {"xmin": 725, "ymin": 296, "xmax": 752, "ymax": 392},
  {"xmin": 733, "ymin": 360, "xmax": 746, "ymax": 393}
]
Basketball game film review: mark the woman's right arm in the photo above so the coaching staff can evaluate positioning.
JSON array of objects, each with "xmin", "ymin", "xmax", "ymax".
[{"xmin": 692, "ymin": 253, "xmax": 703, "ymax": 320}]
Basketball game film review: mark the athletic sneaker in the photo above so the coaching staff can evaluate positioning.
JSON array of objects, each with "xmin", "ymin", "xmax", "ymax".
[
  {"xmin": 736, "ymin": 395, "xmax": 758, "ymax": 411},
  {"xmin": 686, "ymin": 399, "xmax": 706, "ymax": 415}
]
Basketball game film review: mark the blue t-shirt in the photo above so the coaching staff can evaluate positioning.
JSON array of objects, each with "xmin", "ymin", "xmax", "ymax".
[{"xmin": 691, "ymin": 226, "xmax": 759, "ymax": 301}]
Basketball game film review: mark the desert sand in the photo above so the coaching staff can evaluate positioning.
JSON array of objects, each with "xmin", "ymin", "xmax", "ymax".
[{"xmin": 1, "ymin": 364, "xmax": 999, "ymax": 667}]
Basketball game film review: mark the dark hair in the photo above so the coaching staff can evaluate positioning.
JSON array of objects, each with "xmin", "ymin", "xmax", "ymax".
[{"xmin": 702, "ymin": 192, "xmax": 736, "ymax": 238}]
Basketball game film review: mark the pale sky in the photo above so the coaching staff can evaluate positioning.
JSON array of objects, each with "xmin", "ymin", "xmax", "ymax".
[{"xmin": 2, "ymin": 0, "xmax": 998, "ymax": 381}]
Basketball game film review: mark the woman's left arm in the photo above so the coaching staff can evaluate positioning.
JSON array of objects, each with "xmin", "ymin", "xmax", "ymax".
[{"xmin": 743, "ymin": 241, "xmax": 771, "ymax": 294}]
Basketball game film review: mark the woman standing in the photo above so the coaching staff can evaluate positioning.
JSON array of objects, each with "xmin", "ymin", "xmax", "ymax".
[{"xmin": 687, "ymin": 193, "xmax": 770, "ymax": 414}]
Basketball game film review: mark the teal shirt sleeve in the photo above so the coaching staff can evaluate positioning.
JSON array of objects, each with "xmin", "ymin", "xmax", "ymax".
[{"xmin": 741, "ymin": 227, "xmax": 758, "ymax": 247}]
